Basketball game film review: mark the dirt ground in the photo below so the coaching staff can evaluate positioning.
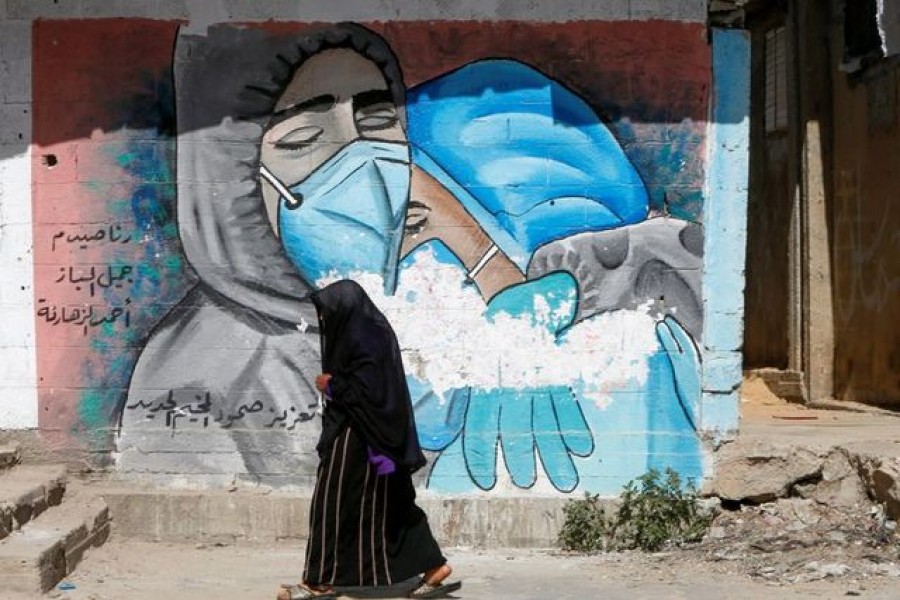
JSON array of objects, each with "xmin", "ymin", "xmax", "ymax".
[
  {"xmin": 11, "ymin": 538, "xmax": 888, "ymax": 600},
  {"xmin": 44, "ymin": 465, "xmax": 898, "ymax": 600},
  {"xmin": 740, "ymin": 373, "xmax": 849, "ymax": 423}
]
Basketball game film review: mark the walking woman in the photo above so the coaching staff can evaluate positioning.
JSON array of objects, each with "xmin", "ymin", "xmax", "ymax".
[{"xmin": 278, "ymin": 280, "xmax": 461, "ymax": 600}]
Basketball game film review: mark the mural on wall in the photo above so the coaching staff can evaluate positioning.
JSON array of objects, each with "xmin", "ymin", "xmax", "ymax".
[{"xmin": 32, "ymin": 20, "xmax": 711, "ymax": 494}]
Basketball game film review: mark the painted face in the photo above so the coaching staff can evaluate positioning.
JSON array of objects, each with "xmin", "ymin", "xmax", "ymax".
[
  {"xmin": 260, "ymin": 48, "xmax": 407, "ymax": 230},
  {"xmin": 260, "ymin": 48, "xmax": 411, "ymax": 294}
]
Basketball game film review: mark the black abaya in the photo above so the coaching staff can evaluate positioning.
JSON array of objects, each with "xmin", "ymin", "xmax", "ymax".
[{"xmin": 304, "ymin": 280, "xmax": 443, "ymax": 587}]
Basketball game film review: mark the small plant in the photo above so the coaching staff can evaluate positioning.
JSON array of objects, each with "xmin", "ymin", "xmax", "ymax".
[
  {"xmin": 557, "ymin": 492, "xmax": 612, "ymax": 552},
  {"xmin": 558, "ymin": 468, "xmax": 712, "ymax": 553}
]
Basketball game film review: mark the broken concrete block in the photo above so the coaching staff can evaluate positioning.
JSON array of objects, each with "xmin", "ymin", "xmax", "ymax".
[
  {"xmin": 812, "ymin": 449, "xmax": 868, "ymax": 508},
  {"xmin": 856, "ymin": 456, "xmax": 900, "ymax": 520},
  {"xmin": 709, "ymin": 442, "xmax": 822, "ymax": 503}
]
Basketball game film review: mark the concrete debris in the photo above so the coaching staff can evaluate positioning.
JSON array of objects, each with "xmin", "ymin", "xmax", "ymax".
[
  {"xmin": 873, "ymin": 563, "xmax": 900, "ymax": 577},
  {"xmin": 709, "ymin": 439, "xmax": 897, "ymax": 517},
  {"xmin": 856, "ymin": 455, "xmax": 900, "ymax": 519},
  {"xmin": 0, "ymin": 445, "xmax": 21, "ymax": 471},
  {"xmin": 695, "ymin": 433, "xmax": 900, "ymax": 586},
  {"xmin": 708, "ymin": 442, "xmax": 822, "ymax": 503},
  {"xmin": 815, "ymin": 449, "xmax": 869, "ymax": 507},
  {"xmin": 688, "ymin": 497, "xmax": 900, "ymax": 586}
]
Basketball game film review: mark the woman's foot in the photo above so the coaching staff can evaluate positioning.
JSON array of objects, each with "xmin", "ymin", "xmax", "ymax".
[
  {"xmin": 407, "ymin": 565, "xmax": 462, "ymax": 600},
  {"xmin": 424, "ymin": 563, "xmax": 452, "ymax": 586},
  {"xmin": 276, "ymin": 582, "xmax": 335, "ymax": 600}
]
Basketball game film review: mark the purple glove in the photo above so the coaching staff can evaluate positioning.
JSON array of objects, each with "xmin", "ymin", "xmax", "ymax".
[{"xmin": 367, "ymin": 447, "xmax": 396, "ymax": 476}]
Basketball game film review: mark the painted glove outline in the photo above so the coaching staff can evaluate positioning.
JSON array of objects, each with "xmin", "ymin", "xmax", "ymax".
[
  {"xmin": 641, "ymin": 316, "xmax": 704, "ymax": 483},
  {"xmin": 461, "ymin": 271, "xmax": 593, "ymax": 492},
  {"xmin": 655, "ymin": 316, "xmax": 700, "ymax": 432},
  {"xmin": 462, "ymin": 384, "xmax": 594, "ymax": 491},
  {"xmin": 410, "ymin": 377, "xmax": 469, "ymax": 452}
]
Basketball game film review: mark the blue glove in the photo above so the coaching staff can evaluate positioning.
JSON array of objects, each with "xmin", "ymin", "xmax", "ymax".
[
  {"xmin": 654, "ymin": 316, "xmax": 700, "ymax": 432},
  {"xmin": 463, "ymin": 384, "xmax": 594, "ymax": 491},
  {"xmin": 460, "ymin": 272, "xmax": 594, "ymax": 492},
  {"xmin": 410, "ymin": 377, "xmax": 468, "ymax": 452},
  {"xmin": 645, "ymin": 316, "xmax": 703, "ymax": 482}
]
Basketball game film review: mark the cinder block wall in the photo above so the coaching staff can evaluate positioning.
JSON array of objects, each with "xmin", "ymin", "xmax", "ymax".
[{"xmin": 0, "ymin": 0, "xmax": 749, "ymax": 497}]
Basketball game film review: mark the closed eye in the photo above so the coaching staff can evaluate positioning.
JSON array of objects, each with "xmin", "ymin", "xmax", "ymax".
[
  {"xmin": 273, "ymin": 126, "xmax": 323, "ymax": 150},
  {"xmin": 356, "ymin": 107, "xmax": 399, "ymax": 131}
]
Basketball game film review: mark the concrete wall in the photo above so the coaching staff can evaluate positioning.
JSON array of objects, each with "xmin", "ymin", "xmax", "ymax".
[
  {"xmin": 830, "ymin": 12, "xmax": 900, "ymax": 409},
  {"xmin": 0, "ymin": 0, "xmax": 750, "ymax": 496}
]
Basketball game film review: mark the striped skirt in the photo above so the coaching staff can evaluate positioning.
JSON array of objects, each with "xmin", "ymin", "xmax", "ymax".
[{"xmin": 303, "ymin": 425, "xmax": 445, "ymax": 587}]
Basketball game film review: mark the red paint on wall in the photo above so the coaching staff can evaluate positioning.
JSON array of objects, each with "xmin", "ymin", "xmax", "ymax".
[{"xmin": 376, "ymin": 20, "xmax": 709, "ymax": 123}]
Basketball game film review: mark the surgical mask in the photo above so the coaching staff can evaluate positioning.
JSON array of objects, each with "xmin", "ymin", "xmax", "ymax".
[{"xmin": 260, "ymin": 140, "xmax": 411, "ymax": 295}]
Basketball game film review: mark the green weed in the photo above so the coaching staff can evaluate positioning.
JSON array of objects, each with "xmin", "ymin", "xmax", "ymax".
[{"xmin": 559, "ymin": 468, "xmax": 712, "ymax": 553}]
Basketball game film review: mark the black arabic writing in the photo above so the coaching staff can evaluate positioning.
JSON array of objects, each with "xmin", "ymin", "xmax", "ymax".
[
  {"xmin": 124, "ymin": 391, "xmax": 319, "ymax": 431},
  {"xmin": 51, "ymin": 224, "xmax": 132, "ymax": 252},
  {"xmin": 36, "ymin": 297, "xmax": 132, "ymax": 336}
]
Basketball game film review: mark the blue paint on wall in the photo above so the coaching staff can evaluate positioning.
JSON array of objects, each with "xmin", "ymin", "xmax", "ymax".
[
  {"xmin": 407, "ymin": 59, "xmax": 649, "ymax": 270},
  {"xmin": 701, "ymin": 28, "xmax": 751, "ymax": 435},
  {"xmin": 77, "ymin": 71, "xmax": 190, "ymax": 444}
]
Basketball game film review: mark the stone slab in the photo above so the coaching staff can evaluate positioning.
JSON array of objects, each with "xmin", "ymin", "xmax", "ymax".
[
  {"xmin": 0, "ymin": 527, "xmax": 65, "ymax": 594},
  {"xmin": 0, "ymin": 492, "xmax": 109, "ymax": 594},
  {"xmin": 92, "ymin": 485, "xmax": 571, "ymax": 549},
  {"xmin": 0, "ymin": 464, "xmax": 67, "ymax": 541},
  {"xmin": 23, "ymin": 492, "xmax": 110, "ymax": 573}
]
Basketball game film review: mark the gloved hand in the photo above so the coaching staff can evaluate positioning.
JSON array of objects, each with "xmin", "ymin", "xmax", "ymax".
[
  {"xmin": 654, "ymin": 316, "xmax": 700, "ymax": 432},
  {"xmin": 643, "ymin": 316, "xmax": 703, "ymax": 481},
  {"xmin": 459, "ymin": 271, "xmax": 594, "ymax": 492},
  {"xmin": 410, "ymin": 377, "xmax": 469, "ymax": 452},
  {"xmin": 462, "ymin": 384, "xmax": 593, "ymax": 491}
]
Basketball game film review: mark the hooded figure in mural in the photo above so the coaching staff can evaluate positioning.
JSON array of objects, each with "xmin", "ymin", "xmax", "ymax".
[
  {"xmin": 117, "ymin": 21, "xmax": 705, "ymax": 493},
  {"xmin": 116, "ymin": 24, "xmax": 412, "ymax": 485}
]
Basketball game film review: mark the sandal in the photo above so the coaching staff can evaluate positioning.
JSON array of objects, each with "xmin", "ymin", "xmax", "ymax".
[
  {"xmin": 406, "ymin": 579, "xmax": 462, "ymax": 598},
  {"xmin": 276, "ymin": 583, "xmax": 337, "ymax": 600}
]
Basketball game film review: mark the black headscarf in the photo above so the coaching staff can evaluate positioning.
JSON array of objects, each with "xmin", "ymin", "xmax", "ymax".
[{"xmin": 311, "ymin": 280, "xmax": 426, "ymax": 473}]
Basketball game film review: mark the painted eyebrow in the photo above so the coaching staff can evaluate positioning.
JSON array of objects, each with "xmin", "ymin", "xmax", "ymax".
[
  {"xmin": 269, "ymin": 94, "xmax": 336, "ymax": 127},
  {"xmin": 353, "ymin": 89, "xmax": 396, "ymax": 112}
]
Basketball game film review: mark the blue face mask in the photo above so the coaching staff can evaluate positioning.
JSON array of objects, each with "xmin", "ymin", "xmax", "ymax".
[{"xmin": 260, "ymin": 140, "xmax": 411, "ymax": 295}]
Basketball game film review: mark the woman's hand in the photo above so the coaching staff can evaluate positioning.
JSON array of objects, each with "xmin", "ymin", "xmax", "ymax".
[{"xmin": 315, "ymin": 373, "xmax": 332, "ymax": 393}]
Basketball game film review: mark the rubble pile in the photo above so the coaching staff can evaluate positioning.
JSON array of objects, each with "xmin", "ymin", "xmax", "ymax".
[{"xmin": 690, "ymin": 498, "xmax": 899, "ymax": 586}]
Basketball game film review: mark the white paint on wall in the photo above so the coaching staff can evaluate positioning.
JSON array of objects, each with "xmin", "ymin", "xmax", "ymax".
[{"xmin": 0, "ymin": 20, "xmax": 37, "ymax": 429}]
